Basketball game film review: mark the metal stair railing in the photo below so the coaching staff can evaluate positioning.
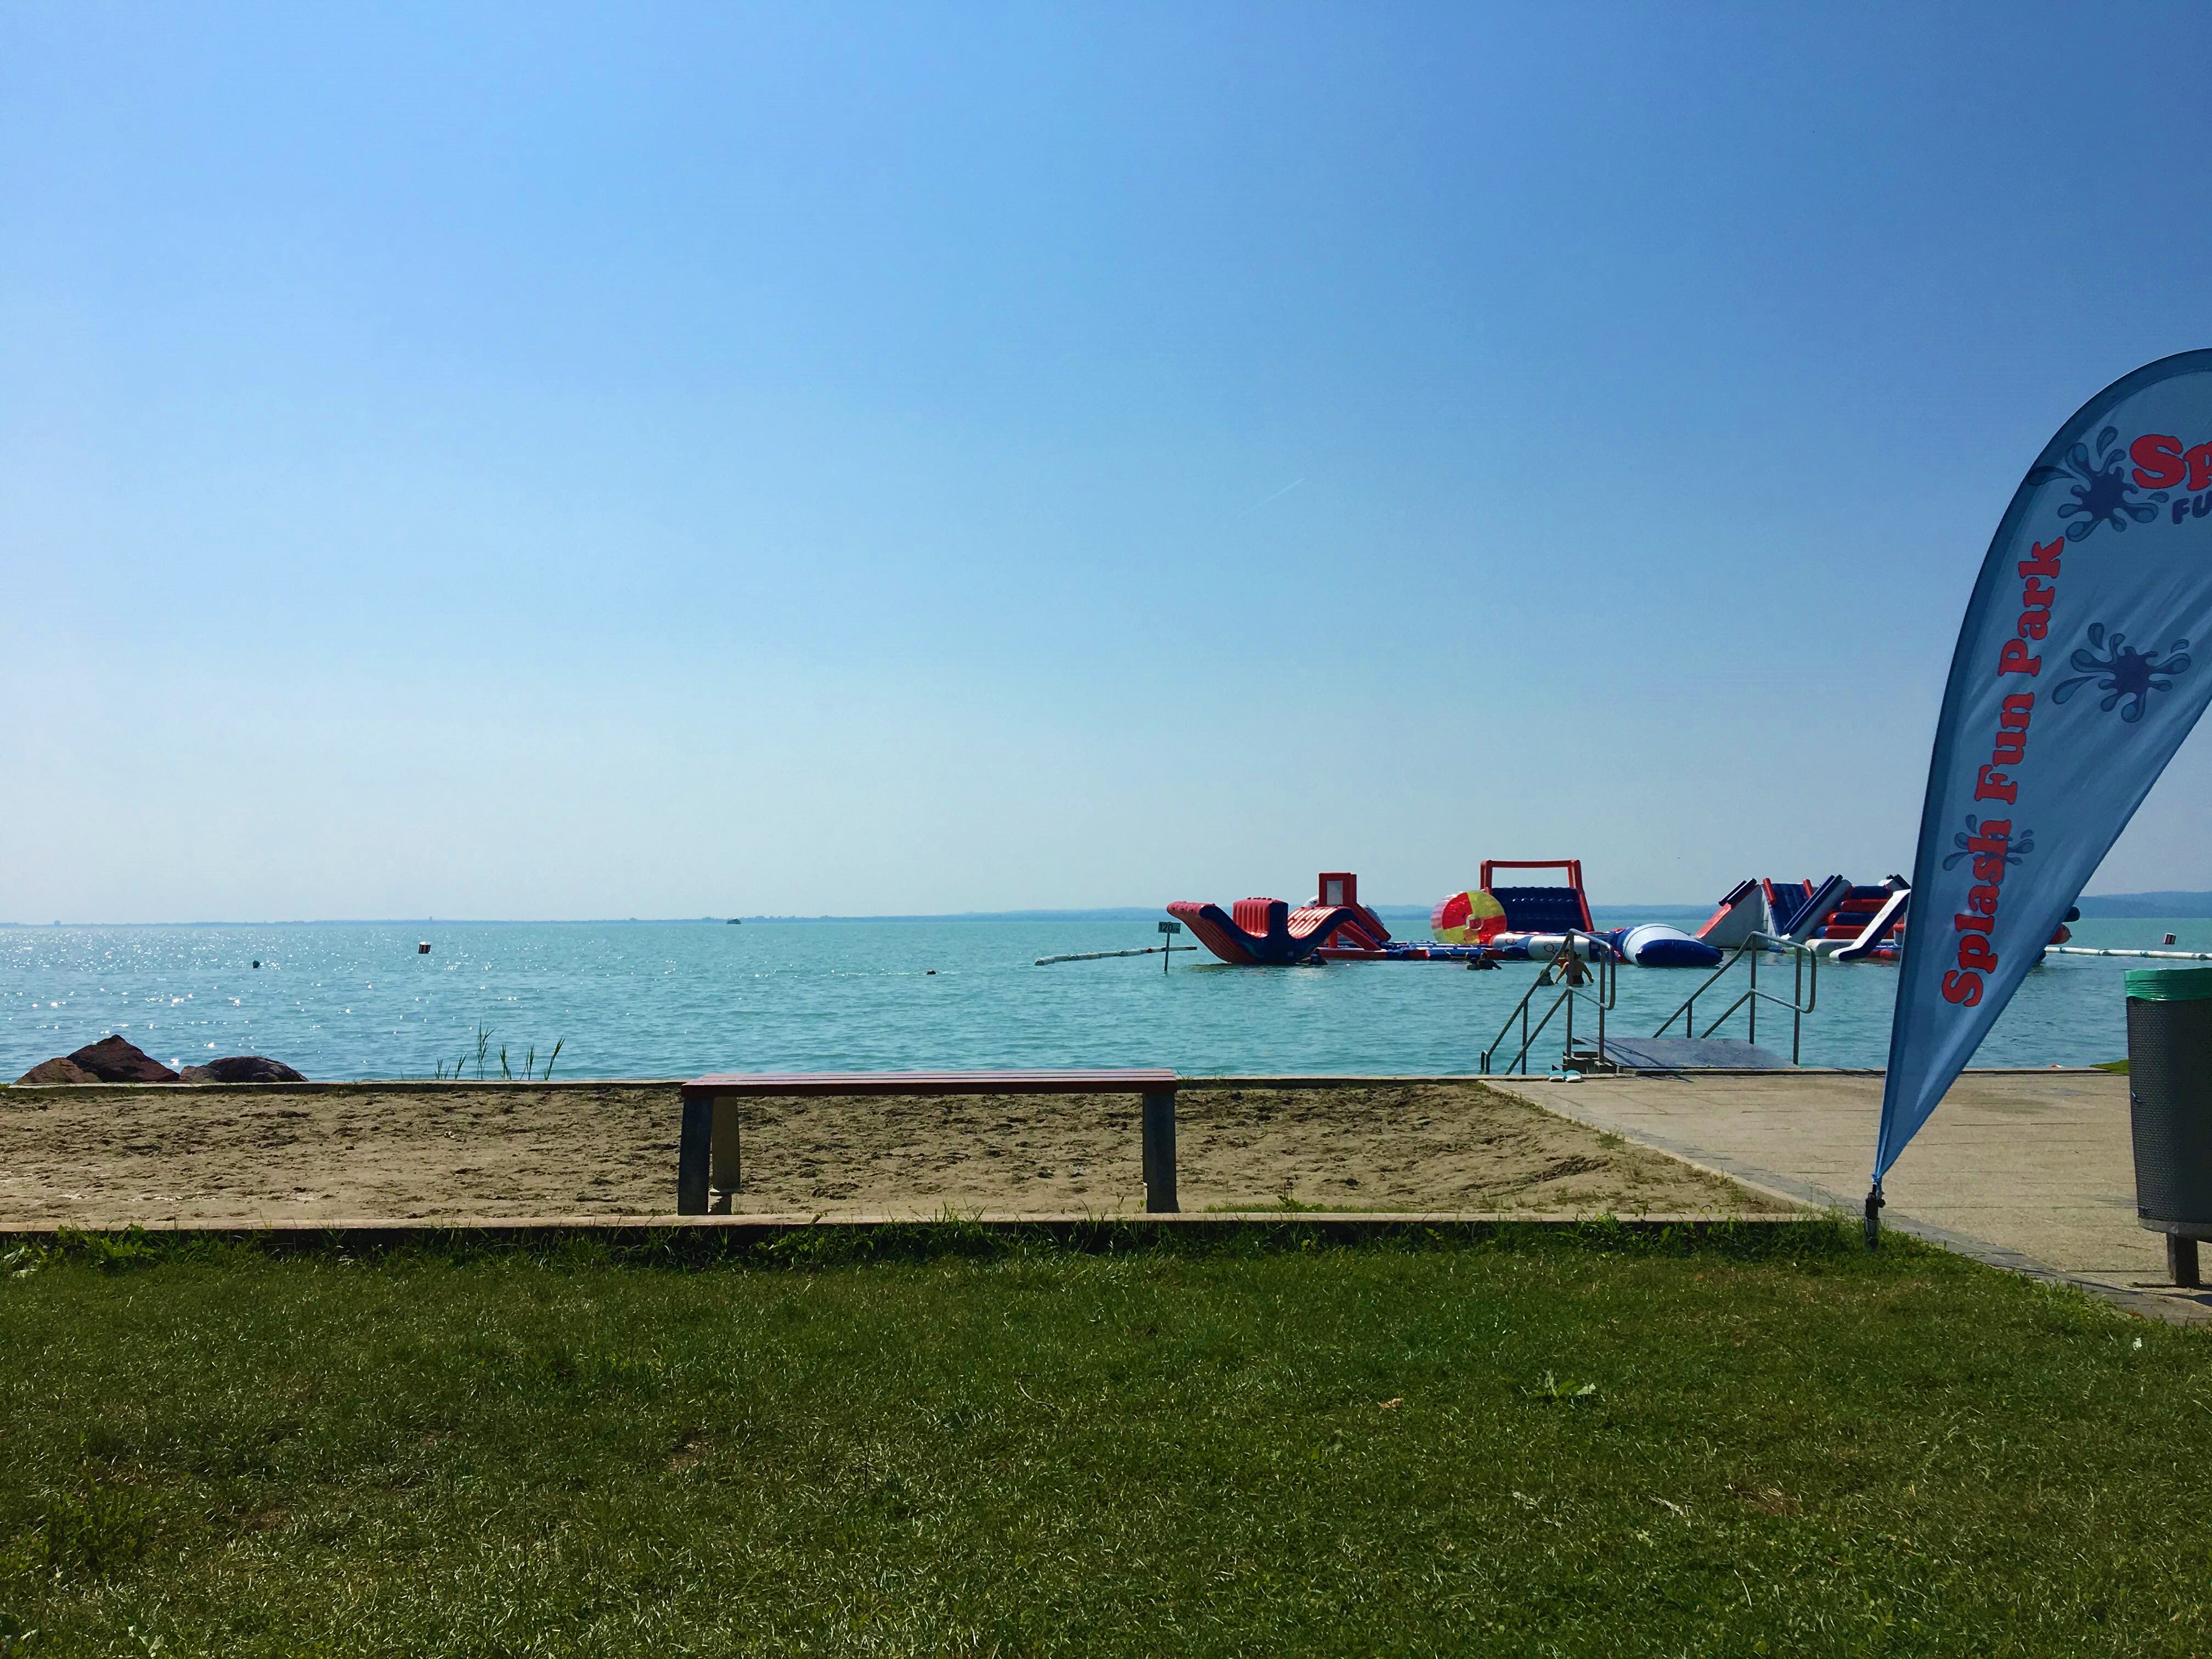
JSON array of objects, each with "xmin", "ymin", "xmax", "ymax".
[
  {"xmin": 1478, "ymin": 931, "xmax": 1619, "ymax": 1076},
  {"xmin": 1651, "ymin": 931, "xmax": 1818, "ymax": 1064}
]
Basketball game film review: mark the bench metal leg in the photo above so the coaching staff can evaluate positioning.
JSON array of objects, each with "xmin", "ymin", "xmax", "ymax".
[
  {"xmin": 1142, "ymin": 1089, "xmax": 1178, "ymax": 1214},
  {"xmin": 2171, "ymin": 1233, "xmax": 2200, "ymax": 1288},
  {"xmin": 678, "ymin": 1096, "xmax": 714, "ymax": 1215},
  {"xmin": 711, "ymin": 1098, "xmax": 742, "ymax": 1212}
]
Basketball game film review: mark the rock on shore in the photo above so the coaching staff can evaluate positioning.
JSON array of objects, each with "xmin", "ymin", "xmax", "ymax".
[
  {"xmin": 177, "ymin": 1056, "xmax": 308, "ymax": 1084},
  {"xmin": 14, "ymin": 1057, "xmax": 103, "ymax": 1085},
  {"xmin": 13, "ymin": 1036, "xmax": 308, "ymax": 1086},
  {"xmin": 64, "ymin": 1036, "xmax": 179, "ymax": 1083}
]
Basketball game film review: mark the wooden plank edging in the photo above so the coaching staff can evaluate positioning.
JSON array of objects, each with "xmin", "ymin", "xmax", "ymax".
[{"xmin": 0, "ymin": 1210, "xmax": 1815, "ymax": 1241}]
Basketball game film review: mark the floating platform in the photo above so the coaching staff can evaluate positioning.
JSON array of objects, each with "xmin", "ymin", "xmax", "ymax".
[
  {"xmin": 1313, "ymin": 941, "xmax": 1491, "ymax": 962},
  {"xmin": 1588, "ymin": 1036, "xmax": 1795, "ymax": 1071}
]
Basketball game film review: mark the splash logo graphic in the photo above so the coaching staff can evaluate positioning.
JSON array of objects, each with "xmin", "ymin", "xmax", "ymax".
[
  {"xmin": 2051, "ymin": 623, "xmax": 2192, "ymax": 723},
  {"xmin": 2025, "ymin": 427, "xmax": 2168, "ymax": 539}
]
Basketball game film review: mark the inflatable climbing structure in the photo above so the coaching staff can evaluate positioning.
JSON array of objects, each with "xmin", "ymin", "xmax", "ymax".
[
  {"xmin": 1166, "ymin": 871, "xmax": 1394, "ymax": 966},
  {"xmin": 1696, "ymin": 875, "xmax": 1856, "ymax": 946},
  {"xmin": 1695, "ymin": 874, "xmax": 2073, "ymax": 962}
]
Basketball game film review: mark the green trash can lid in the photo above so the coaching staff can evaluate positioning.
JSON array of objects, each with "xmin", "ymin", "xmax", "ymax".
[{"xmin": 2125, "ymin": 967, "xmax": 2212, "ymax": 1001}]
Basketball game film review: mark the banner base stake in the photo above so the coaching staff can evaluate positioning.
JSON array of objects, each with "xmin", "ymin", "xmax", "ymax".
[{"xmin": 1864, "ymin": 1183, "xmax": 1884, "ymax": 1250}]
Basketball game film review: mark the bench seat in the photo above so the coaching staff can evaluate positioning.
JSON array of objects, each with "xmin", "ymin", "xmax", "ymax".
[
  {"xmin": 679, "ymin": 1069, "xmax": 1180, "ymax": 1214},
  {"xmin": 681, "ymin": 1069, "xmax": 1177, "ymax": 1099}
]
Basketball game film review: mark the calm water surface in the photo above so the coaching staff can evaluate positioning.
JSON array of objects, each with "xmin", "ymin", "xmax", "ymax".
[{"xmin": 2, "ymin": 913, "xmax": 2198, "ymax": 1081}]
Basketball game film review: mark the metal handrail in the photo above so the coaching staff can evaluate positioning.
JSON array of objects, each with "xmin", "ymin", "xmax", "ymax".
[
  {"xmin": 1478, "ymin": 931, "xmax": 1620, "ymax": 1076},
  {"xmin": 1651, "ymin": 930, "xmax": 1818, "ymax": 1064}
]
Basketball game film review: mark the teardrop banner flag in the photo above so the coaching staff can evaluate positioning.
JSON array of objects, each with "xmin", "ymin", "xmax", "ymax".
[{"xmin": 1875, "ymin": 349, "xmax": 2212, "ymax": 1222}]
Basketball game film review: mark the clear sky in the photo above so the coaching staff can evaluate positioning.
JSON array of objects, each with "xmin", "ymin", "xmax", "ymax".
[{"xmin": 6, "ymin": 3, "xmax": 2211, "ymax": 920}]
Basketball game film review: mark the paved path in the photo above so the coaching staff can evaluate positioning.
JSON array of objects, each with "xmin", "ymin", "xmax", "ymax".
[{"xmin": 1493, "ymin": 1069, "xmax": 2212, "ymax": 1325}]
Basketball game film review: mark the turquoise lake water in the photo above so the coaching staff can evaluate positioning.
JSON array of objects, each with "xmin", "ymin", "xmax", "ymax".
[{"xmin": 4, "ymin": 912, "xmax": 2202, "ymax": 1081}]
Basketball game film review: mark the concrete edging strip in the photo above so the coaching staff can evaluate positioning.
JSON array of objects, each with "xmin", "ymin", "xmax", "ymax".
[{"xmin": 1, "ymin": 1068, "xmax": 2117, "ymax": 1098}]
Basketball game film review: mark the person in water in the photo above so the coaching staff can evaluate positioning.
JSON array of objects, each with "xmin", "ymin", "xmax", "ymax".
[{"xmin": 1538, "ymin": 939, "xmax": 1590, "ymax": 988}]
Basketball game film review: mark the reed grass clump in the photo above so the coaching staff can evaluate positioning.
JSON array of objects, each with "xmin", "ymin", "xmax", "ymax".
[{"xmin": 431, "ymin": 1027, "xmax": 562, "ymax": 1081}]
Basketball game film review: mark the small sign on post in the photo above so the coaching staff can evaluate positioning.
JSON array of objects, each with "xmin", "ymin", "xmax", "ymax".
[{"xmin": 1159, "ymin": 918, "xmax": 1181, "ymax": 973}]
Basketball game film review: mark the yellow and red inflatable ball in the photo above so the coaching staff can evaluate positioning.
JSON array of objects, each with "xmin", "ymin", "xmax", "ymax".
[{"xmin": 1431, "ymin": 889, "xmax": 1506, "ymax": 944}]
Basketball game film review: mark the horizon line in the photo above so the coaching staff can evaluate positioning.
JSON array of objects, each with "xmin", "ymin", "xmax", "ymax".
[
  {"xmin": 1, "ymin": 891, "xmax": 2191, "ymax": 927},
  {"xmin": 0, "ymin": 901, "xmax": 1720, "ymax": 928}
]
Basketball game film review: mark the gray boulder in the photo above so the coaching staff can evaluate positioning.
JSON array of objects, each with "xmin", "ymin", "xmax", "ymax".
[{"xmin": 177, "ymin": 1055, "xmax": 308, "ymax": 1084}]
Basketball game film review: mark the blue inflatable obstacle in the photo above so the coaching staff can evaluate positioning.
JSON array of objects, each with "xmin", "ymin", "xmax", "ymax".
[
  {"xmin": 1484, "ymin": 924, "xmax": 1723, "ymax": 969},
  {"xmin": 1607, "ymin": 924, "xmax": 1723, "ymax": 968}
]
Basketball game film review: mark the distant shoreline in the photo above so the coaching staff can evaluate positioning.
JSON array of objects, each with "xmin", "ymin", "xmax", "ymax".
[
  {"xmin": 7, "ymin": 892, "xmax": 2207, "ymax": 926},
  {"xmin": 0, "ymin": 905, "xmax": 1716, "ymax": 928}
]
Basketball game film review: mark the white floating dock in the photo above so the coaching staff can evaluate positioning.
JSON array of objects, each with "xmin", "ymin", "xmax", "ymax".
[{"xmin": 2046, "ymin": 946, "xmax": 2212, "ymax": 961}]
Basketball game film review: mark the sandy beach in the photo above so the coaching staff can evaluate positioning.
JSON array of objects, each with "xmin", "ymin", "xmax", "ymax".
[{"xmin": 0, "ymin": 1079, "xmax": 1769, "ymax": 1225}]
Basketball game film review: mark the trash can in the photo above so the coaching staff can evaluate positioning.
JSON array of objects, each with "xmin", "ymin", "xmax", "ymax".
[{"xmin": 2124, "ymin": 967, "xmax": 2212, "ymax": 1287}]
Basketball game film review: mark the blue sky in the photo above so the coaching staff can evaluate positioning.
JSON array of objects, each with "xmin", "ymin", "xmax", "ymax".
[{"xmin": 6, "ymin": 3, "xmax": 2211, "ymax": 919}]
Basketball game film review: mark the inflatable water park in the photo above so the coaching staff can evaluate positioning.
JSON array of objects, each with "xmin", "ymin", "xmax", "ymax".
[
  {"xmin": 1166, "ymin": 862, "xmax": 1725, "ymax": 969},
  {"xmin": 1163, "ymin": 862, "xmax": 2079, "ymax": 970}
]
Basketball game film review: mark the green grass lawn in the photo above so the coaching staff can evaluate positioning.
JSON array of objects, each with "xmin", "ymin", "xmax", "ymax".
[{"xmin": 2, "ymin": 1223, "xmax": 2207, "ymax": 1656}]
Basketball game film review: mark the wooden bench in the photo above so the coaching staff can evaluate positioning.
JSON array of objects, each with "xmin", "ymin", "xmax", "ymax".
[{"xmin": 676, "ymin": 1069, "xmax": 1181, "ymax": 1216}]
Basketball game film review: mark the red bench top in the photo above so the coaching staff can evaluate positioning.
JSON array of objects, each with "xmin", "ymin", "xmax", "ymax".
[{"xmin": 681, "ymin": 1069, "xmax": 1177, "ymax": 1099}]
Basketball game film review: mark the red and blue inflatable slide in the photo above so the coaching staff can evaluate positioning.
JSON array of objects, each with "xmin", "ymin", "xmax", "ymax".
[{"xmin": 1167, "ymin": 871, "xmax": 1392, "ymax": 966}]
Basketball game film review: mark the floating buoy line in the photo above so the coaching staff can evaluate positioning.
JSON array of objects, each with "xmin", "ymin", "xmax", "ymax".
[{"xmin": 1035, "ymin": 945, "xmax": 1199, "ymax": 966}]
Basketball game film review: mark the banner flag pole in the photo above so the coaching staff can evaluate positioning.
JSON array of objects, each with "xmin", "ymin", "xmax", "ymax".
[{"xmin": 1874, "ymin": 351, "xmax": 2212, "ymax": 1243}]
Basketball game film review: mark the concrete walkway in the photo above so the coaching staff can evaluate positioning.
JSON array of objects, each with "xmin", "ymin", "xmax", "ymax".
[{"xmin": 1493, "ymin": 1069, "xmax": 2212, "ymax": 1325}]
